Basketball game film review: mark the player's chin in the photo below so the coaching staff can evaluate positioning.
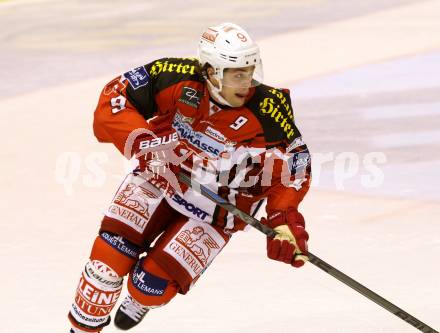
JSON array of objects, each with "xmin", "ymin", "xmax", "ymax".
[{"xmin": 229, "ymin": 93, "xmax": 247, "ymax": 107}]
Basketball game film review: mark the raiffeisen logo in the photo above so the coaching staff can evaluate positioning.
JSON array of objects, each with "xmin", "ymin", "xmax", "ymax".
[{"xmin": 172, "ymin": 114, "xmax": 224, "ymax": 157}]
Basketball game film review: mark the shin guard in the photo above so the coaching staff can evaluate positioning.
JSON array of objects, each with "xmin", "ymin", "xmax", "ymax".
[
  {"xmin": 68, "ymin": 231, "xmax": 140, "ymax": 332},
  {"xmin": 69, "ymin": 260, "xmax": 123, "ymax": 332}
]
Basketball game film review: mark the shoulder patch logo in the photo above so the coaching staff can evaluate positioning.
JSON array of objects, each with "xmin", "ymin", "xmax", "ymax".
[
  {"xmin": 123, "ymin": 66, "xmax": 150, "ymax": 90},
  {"xmin": 178, "ymin": 87, "xmax": 202, "ymax": 108}
]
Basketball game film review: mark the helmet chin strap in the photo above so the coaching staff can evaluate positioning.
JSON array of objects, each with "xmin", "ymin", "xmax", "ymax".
[{"xmin": 206, "ymin": 78, "xmax": 233, "ymax": 107}]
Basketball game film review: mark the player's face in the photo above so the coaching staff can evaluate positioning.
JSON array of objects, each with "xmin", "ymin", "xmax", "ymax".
[{"xmin": 220, "ymin": 67, "xmax": 254, "ymax": 107}]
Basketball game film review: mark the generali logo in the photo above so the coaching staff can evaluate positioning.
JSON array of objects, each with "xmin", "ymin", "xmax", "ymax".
[
  {"xmin": 114, "ymin": 183, "xmax": 149, "ymax": 216},
  {"xmin": 164, "ymin": 224, "xmax": 225, "ymax": 279},
  {"xmin": 176, "ymin": 226, "xmax": 220, "ymax": 265}
]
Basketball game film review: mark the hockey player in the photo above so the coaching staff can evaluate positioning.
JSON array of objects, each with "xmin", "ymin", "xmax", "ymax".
[{"xmin": 68, "ymin": 23, "xmax": 312, "ymax": 332}]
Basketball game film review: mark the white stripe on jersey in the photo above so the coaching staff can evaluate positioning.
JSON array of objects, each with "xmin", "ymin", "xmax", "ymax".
[{"xmin": 225, "ymin": 189, "xmax": 237, "ymax": 230}]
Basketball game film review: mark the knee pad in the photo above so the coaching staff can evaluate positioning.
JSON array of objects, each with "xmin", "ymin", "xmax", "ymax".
[
  {"xmin": 69, "ymin": 260, "xmax": 123, "ymax": 332},
  {"xmin": 100, "ymin": 173, "xmax": 170, "ymax": 245},
  {"xmin": 127, "ymin": 257, "xmax": 179, "ymax": 308},
  {"xmin": 149, "ymin": 219, "xmax": 229, "ymax": 294},
  {"xmin": 91, "ymin": 231, "xmax": 141, "ymax": 276}
]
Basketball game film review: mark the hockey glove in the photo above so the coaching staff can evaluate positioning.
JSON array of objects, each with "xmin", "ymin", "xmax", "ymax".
[
  {"xmin": 262, "ymin": 208, "xmax": 309, "ymax": 267},
  {"xmin": 135, "ymin": 126, "xmax": 180, "ymax": 173},
  {"xmin": 129, "ymin": 114, "xmax": 183, "ymax": 172},
  {"xmin": 130, "ymin": 115, "xmax": 189, "ymax": 194}
]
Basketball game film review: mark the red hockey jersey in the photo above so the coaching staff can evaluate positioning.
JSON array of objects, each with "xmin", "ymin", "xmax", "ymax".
[{"xmin": 93, "ymin": 57, "xmax": 311, "ymax": 232}]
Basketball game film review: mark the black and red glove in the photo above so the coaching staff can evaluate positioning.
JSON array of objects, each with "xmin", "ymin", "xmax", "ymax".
[{"xmin": 262, "ymin": 208, "xmax": 309, "ymax": 267}]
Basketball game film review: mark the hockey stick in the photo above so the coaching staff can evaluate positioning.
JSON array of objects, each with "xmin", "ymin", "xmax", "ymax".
[{"xmin": 178, "ymin": 172, "xmax": 438, "ymax": 333}]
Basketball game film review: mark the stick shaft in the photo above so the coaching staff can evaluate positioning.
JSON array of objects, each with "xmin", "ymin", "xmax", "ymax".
[{"xmin": 178, "ymin": 172, "xmax": 438, "ymax": 333}]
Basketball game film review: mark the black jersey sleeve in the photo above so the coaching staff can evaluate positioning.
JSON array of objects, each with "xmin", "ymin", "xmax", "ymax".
[
  {"xmin": 123, "ymin": 58, "xmax": 203, "ymax": 120},
  {"xmin": 247, "ymin": 85, "xmax": 311, "ymax": 191}
]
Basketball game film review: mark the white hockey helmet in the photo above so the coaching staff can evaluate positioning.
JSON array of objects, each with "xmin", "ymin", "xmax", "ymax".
[{"xmin": 198, "ymin": 23, "xmax": 264, "ymax": 89}]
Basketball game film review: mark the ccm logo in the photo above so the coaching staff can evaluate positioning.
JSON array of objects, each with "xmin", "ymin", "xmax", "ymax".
[{"xmin": 139, "ymin": 132, "xmax": 178, "ymax": 150}]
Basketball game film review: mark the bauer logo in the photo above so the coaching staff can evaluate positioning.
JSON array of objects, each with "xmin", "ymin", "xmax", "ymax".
[
  {"xmin": 139, "ymin": 132, "xmax": 179, "ymax": 150},
  {"xmin": 123, "ymin": 66, "xmax": 150, "ymax": 90},
  {"xmin": 131, "ymin": 260, "xmax": 168, "ymax": 296}
]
